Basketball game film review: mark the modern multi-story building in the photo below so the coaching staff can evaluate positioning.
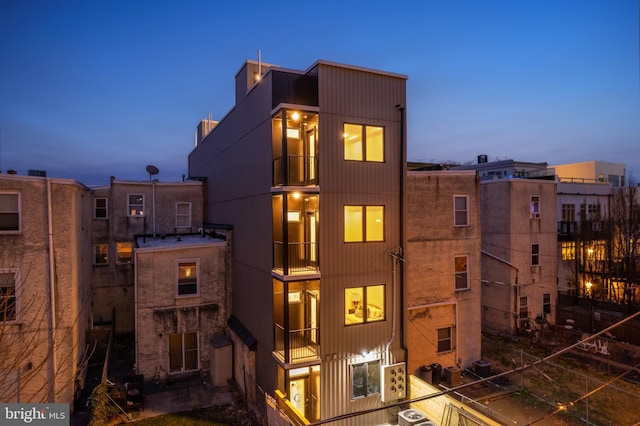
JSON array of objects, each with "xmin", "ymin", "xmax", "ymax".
[
  {"xmin": 553, "ymin": 160, "xmax": 626, "ymax": 188},
  {"xmin": 480, "ymin": 178, "xmax": 558, "ymax": 334},
  {"xmin": 404, "ymin": 170, "xmax": 482, "ymax": 376},
  {"xmin": 91, "ymin": 177, "xmax": 205, "ymax": 333},
  {"xmin": 189, "ymin": 59, "xmax": 407, "ymax": 425},
  {"xmin": 0, "ymin": 174, "xmax": 93, "ymax": 408}
]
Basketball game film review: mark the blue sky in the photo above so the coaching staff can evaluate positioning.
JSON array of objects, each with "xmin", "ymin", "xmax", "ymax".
[{"xmin": 1, "ymin": 0, "xmax": 638, "ymax": 185}]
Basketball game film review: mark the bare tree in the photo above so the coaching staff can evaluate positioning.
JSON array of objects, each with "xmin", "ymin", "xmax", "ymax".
[{"xmin": 0, "ymin": 235, "xmax": 88, "ymax": 405}]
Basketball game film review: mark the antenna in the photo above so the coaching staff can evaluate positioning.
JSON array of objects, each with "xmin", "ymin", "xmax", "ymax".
[{"xmin": 146, "ymin": 164, "xmax": 159, "ymax": 181}]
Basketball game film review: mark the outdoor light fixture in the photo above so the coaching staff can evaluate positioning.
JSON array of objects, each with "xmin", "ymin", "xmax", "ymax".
[{"xmin": 291, "ymin": 112, "xmax": 300, "ymax": 121}]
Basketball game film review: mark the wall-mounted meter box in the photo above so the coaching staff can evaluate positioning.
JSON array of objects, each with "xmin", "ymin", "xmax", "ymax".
[{"xmin": 381, "ymin": 362, "xmax": 406, "ymax": 403}]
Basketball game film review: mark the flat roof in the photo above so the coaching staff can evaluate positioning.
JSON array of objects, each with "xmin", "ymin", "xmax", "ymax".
[{"xmin": 135, "ymin": 234, "xmax": 225, "ymax": 252}]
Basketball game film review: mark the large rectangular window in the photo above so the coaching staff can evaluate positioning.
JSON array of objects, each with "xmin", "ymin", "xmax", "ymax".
[
  {"xmin": 128, "ymin": 194, "xmax": 144, "ymax": 217},
  {"xmin": 0, "ymin": 192, "xmax": 20, "ymax": 233},
  {"xmin": 350, "ymin": 360, "xmax": 380, "ymax": 399},
  {"xmin": 345, "ymin": 285, "xmax": 385, "ymax": 325},
  {"xmin": 1, "ymin": 272, "xmax": 16, "ymax": 322},
  {"xmin": 116, "ymin": 242, "xmax": 133, "ymax": 264},
  {"xmin": 519, "ymin": 296, "xmax": 528, "ymax": 319},
  {"xmin": 454, "ymin": 256, "xmax": 468, "ymax": 290},
  {"xmin": 177, "ymin": 261, "xmax": 198, "ymax": 296},
  {"xmin": 561, "ymin": 242, "xmax": 575, "ymax": 261},
  {"xmin": 344, "ymin": 205, "xmax": 384, "ymax": 242},
  {"xmin": 95, "ymin": 197, "xmax": 108, "ymax": 219},
  {"xmin": 176, "ymin": 202, "xmax": 192, "ymax": 228},
  {"xmin": 94, "ymin": 243, "xmax": 108, "ymax": 265},
  {"xmin": 343, "ymin": 123, "xmax": 384, "ymax": 162},
  {"xmin": 531, "ymin": 244, "xmax": 540, "ymax": 266},
  {"xmin": 169, "ymin": 332, "xmax": 198, "ymax": 373},
  {"xmin": 561, "ymin": 203, "xmax": 575, "ymax": 222},
  {"xmin": 454, "ymin": 195, "xmax": 469, "ymax": 227},
  {"xmin": 437, "ymin": 326, "xmax": 454, "ymax": 353}
]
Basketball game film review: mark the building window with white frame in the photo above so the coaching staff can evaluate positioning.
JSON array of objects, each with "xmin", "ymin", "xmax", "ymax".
[
  {"xmin": 530, "ymin": 196, "xmax": 540, "ymax": 218},
  {"xmin": 1, "ymin": 271, "xmax": 16, "ymax": 322},
  {"xmin": 344, "ymin": 205, "xmax": 384, "ymax": 242},
  {"xmin": 169, "ymin": 332, "xmax": 198, "ymax": 373},
  {"xmin": 0, "ymin": 192, "xmax": 20, "ymax": 233},
  {"xmin": 343, "ymin": 123, "xmax": 384, "ymax": 162},
  {"xmin": 94, "ymin": 243, "xmax": 108, "ymax": 265},
  {"xmin": 116, "ymin": 242, "xmax": 133, "ymax": 264},
  {"xmin": 454, "ymin": 195, "xmax": 469, "ymax": 227},
  {"xmin": 437, "ymin": 326, "xmax": 455, "ymax": 353},
  {"xmin": 531, "ymin": 244, "xmax": 540, "ymax": 266},
  {"xmin": 128, "ymin": 194, "xmax": 144, "ymax": 216},
  {"xmin": 95, "ymin": 197, "xmax": 108, "ymax": 219},
  {"xmin": 177, "ymin": 261, "xmax": 198, "ymax": 296},
  {"xmin": 176, "ymin": 202, "xmax": 192, "ymax": 228},
  {"xmin": 454, "ymin": 256, "xmax": 468, "ymax": 290},
  {"xmin": 350, "ymin": 359, "xmax": 380, "ymax": 399}
]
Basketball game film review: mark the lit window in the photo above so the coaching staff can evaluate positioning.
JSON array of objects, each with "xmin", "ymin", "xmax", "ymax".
[
  {"xmin": 530, "ymin": 196, "xmax": 540, "ymax": 218},
  {"xmin": 454, "ymin": 195, "xmax": 469, "ymax": 227},
  {"xmin": 343, "ymin": 123, "xmax": 384, "ymax": 162},
  {"xmin": 0, "ymin": 192, "xmax": 20, "ymax": 233},
  {"xmin": 351, "ymin": 360, "xmax": 380, "ymax": 399},
  {"xmin": 177, "ymin": 261, "xmax": 198, "ymax": 296},
  {"xmin": 176, "ymin": 202, "xmax": 191, "ymax": 228},
  {"xmin": 543, "ymin": 293, "xmax": 551, "ymax": 315},
  {"xmin": 128, "ymin": 194, "xmax": 144, "ymax": 216},
  {"xmin": 95, "ymin": 197, "xmax": 108, "ymax": 219},
  {"xmin": 437, "ymin": 326, "xmax": 454, "ymax": 353},
  {"xmin": 94, "ymin": 243, "xmax": 108, "ymax": 265},
  {"xmin": 561, "ymin": 242, "xmax": 575, "ymax": 261},
  {"xmin": 531, "ymin": 244, "xmax": 540, "ymax": 266},
  {"xmin": 116, "ymin": 242, "xmax": 133, "ymax": 264},
  {"xmin": 344, "ymin": 205, "xmax": 384, "ymax": 242},
  {"xmin": 169, "ymin": 332, "xmax": 198, "ymax": 372},
  {"xmin": 345, "ymin": 285, "xmax": 385, "ymax": 325},
  {"xmin": 454, "ymin": 256, "xmax": 468, "ymax": 290},
  {"xmin": 1, "ymin": 272, "xmax": 16, "ymax": 322}
]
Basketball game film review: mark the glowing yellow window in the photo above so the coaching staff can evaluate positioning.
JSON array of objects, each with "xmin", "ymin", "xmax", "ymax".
[
  {"xmin": 344, "ymin": 124, "xmax": 363, "ymax": 161},
  {"xmin": 345, "ymin": 285, "xmax": 385, "ymax": 325},
  {"xmin": 344, "ymin": 206, "xmax": 363, "ymax": 242},
  {"xmin": 365, "ymin": 126, "xmax": 383, "ymax": 162},
  {"xmin": 365, "ymin": 206, "xmax": 384, "ymax": 241}
]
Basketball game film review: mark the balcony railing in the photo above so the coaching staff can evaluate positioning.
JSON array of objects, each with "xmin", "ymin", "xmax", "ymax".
[
  {"xmin": 273, "ymin": 155, "xmax": 318, "ymax": 187},
  {"xmin": 273, "ymin": 241, "xmax": 319, "ymax": 275},
  {"xmin": 558, "ymin": 221, "xmax": 577, "ymax": 235},
  {"xmin": 274, "ymin": 324, "xmax": 320, "ymax": 363}
]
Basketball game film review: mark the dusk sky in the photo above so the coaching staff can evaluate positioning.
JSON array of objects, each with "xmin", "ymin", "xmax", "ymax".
[{"xmin": 1, "ymin": 1, "xmax": 638, "ymax": 186}]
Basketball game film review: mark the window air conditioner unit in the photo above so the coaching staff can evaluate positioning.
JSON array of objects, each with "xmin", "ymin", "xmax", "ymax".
[
  {"xmin": 531, "ymin": 212, "xmax": 540, "ymax": 219},
  {"xmin": 398, "ymin": 408, "xmax": 427, "ymax": 426}
]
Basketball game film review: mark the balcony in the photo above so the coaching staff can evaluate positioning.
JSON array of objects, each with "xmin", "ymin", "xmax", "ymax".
[
  {"xmin": 558, "ymin": 221, "xmax": 577, "ymax": 235},
  {"xmin": 273, "ymin": 241, "xmax": 319, "ymax": 276},
  {"xmin": 274, "ymin": 324, "xmax": 320, "ymax": 364},
  {"xmin": 273, "ymin": 155, "xmax": 318, "ymax": 187}
]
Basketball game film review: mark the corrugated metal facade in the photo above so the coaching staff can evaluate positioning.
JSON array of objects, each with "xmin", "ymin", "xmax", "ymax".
[{"xmin": 188, "ymin": 59, "xmax": 408, "ymax": 425}]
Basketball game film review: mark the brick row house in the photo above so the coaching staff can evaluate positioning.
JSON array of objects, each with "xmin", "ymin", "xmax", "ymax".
[{"xmin": 0, "ymin": 174, "xmax": 93, "ymax": 407}]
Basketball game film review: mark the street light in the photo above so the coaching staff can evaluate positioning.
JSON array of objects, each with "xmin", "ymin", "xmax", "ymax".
[{"xmin": 585, "ymin": 281, "xmax": 594, "ymax": 333}]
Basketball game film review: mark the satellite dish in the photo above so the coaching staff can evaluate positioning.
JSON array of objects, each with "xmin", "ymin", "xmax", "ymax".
[{"xmin": 146, "ymin": 165, "xmax": 159, "ymax": 181}]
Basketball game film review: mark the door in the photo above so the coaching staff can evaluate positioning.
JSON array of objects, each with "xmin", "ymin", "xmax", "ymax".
[
  {"xmin": 289, "ymin": 378, "xmax": 306, "ymax": 417},
  {"xmin": 306, "ymin": 128, "xmax": 316, "ymax": 183},
  {"xmin": 305, "ymin": 211, "xmax": 317, "ymax": 265},
  {"xmin": 306, "ymin": 291, "xmax": 318, "ymax": 344}
]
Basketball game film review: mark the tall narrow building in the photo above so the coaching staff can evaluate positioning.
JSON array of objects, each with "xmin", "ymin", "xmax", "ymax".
[{"xmin": 189, "ymin": 59, "xmax": 407, "ymax": 424}]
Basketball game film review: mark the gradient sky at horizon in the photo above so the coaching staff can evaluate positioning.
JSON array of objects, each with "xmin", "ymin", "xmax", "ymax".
[{"xmin": 1, "ymin": 0, "xmax": 638, "ymax": 186}]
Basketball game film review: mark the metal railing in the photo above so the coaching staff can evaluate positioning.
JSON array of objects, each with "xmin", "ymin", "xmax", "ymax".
[
  {"xmin": 273, "ymin": 241, "xmax": 319, "ymax": 275},
  {"xmin": 274, "ymin": 324, "xmax": 320, "ymax": 363},
  {"xmin": 273, "ymin": 156, "xmax": 318, "ymax": 186}
]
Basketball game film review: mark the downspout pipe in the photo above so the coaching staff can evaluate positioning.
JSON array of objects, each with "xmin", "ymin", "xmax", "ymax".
[
  {"xmin": 47, "ymin": 178, "xmax": 58, "ymax": 401},
  {"xmin": 396, "ymin": 104, "xmax": 407, "ymax": 356}
]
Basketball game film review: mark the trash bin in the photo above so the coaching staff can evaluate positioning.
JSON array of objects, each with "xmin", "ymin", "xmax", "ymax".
[
  {"xmin": 429, "ymin": 363, "xmax": 442, "ymax": 385},
  {"xmin": 417, "ymin": 365, "xmax": 432, "ymax": 383}
]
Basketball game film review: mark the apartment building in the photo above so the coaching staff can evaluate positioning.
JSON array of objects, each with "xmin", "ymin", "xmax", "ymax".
[
  {"xmin": 553, "ymin": 160, "xmax": 626, "ymax": 187},
  {"xmin": 480, "ymin": 178, "xmax": 558, "ymax": 334},
  {"xmin": 0, "ymin": 174, "xmax": 93, "ymax": 408},
  {"xmin": 405, "ymin": 170, "xmax": 482, "ymax": 376},
  {"xmin": 91, "ymin": 177, "xmax": 205, "ymax": 333},
  {"xmin": 189, "ymin": 59, "xmax": 407, "ymax": 425}
]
